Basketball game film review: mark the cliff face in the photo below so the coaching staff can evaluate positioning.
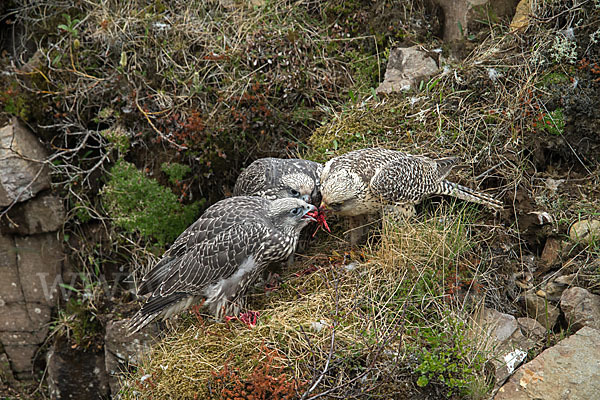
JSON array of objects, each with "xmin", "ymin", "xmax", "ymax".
[
  {"xmin": 0, "ymin": 119, "xmax": 65, "ymax": 384},
  {"xmin": 1, "ymin": 0, "xmax": 600, "ymax": 399}
]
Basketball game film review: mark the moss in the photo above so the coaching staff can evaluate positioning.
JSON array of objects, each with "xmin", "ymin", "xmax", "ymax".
[
  {"xmin": 1, "ymin": 83, "xmax": 34, "ymax": 122},
  {"xmin": 540, "ymin": 71, "xmax": 571, "ymax": 86},
  {"xmin": 101, "ymin": 160, "xmax": 201, "ymax": 246},
  {"xmin": 538, "ymin": 108, "xmax": 565, "ymax": 136}
]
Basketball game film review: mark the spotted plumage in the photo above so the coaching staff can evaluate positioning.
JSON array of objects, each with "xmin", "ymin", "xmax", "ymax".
[
  {"xmin": 128, "ymin": 196, "xmax": 316, "ymax": 333},
  {"xmin": 320, "ymin": 147, "xmax": 503, "ymax": 243},
  {"xmin": 233, "ymin": 158, "xmax": 323, "ymax": 205}
]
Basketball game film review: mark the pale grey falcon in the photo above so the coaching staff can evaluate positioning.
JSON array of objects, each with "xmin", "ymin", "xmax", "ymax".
[
  {"xmin": 233, "ymin": 158, "xmax": 323, "ymax": 205},
  {"xmin": 320, "ymin": 147, "xmax": 503, "ymax": 244},
  {"xmin": 128, "ymin": 196, "xmax": 317, "ymax": 333}
]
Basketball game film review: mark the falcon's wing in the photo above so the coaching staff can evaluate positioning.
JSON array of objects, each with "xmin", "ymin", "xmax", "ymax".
[
  {"xmin": 370, "ymin": 157, "xmax": 439, "ymax": 204},
  {"xmin": 138, "ymin": 197, "xmax": 268, "ymax": 295},
  {"xmin": 139, "ymin": 221, "xmax": 261, "ymax": 316}
]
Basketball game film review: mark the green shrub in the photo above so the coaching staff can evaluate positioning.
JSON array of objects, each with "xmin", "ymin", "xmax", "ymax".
[
  {"xmin": 102, "ymin": 160, "xmax": 201, "ymax": 245},
  {"xmin": 161, "ymin": 162, "xmax": 192, "ymax": 185},
  {"xmin": 414, "ymin": 318, "xmax": 489, "ymax": 397}
]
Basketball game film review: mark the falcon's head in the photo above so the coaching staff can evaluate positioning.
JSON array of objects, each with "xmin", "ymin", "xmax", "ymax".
[
  {"xmin": 278, "ymin": 173, "xmax": 320, "ymax": 205},
  {"xmin": 268, "ymin": 198, "xmax": 317, "ymax": 233},
  {"xmin": 319, "ymin": 168, "xmax": 365, "ymax": 216}
]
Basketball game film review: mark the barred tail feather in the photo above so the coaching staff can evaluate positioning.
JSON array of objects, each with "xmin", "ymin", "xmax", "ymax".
[
  {"xmin": 439, "ymin": 180, "xmax": 503, "ymax": 211},
  {"xmin": 127, "ymin": 293, "xmax": 191, "ymax": 335},
  {"xmin": 127, "ymin": 310, "xmax": 160, "ymax": 334}
]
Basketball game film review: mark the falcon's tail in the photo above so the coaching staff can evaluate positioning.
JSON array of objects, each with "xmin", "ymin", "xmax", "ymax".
[
  {"xmin": 127, "ymin": 292, "xmax": 192, "ymax": 335},
  {"xmin": 438, "ymin": 180, "xmax": 503, "ymax": 211},
  {"xmin": 127, "ymin": 310, "xmax": 160, "ymax": 334}
]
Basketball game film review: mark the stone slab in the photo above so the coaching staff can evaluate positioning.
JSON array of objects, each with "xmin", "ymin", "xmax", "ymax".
[
  {"xmin": 47, "ymin": 338, "xmax": 110, "ymax": 399},
  {"xmin": 0, "ymin": 117, "xmax": 50, "ymax": 207},
  {"xmin": 3, "ymin": 344, "xmax": 38, "ymax": 373},
  {"xmin": 495, "ymin": 327, "xmax": 600, "ymax": 400},
  {"xmin": 0, "ymin": 303, "xmax": 33, "ymax": 331},
  {"xmin": 0, "ymin": 234, "xmax": 23, "ymax": 304},
  {"xmin": 0, "ymin": 193, "xmax": 65, "ymax": 235},
  {"xmin": 15, "ymin": 233, "xmax": 63, "ymax": 305},
  {"xmin": 104, "ymin": 319, "xmax": 158, "ymax": 394}
]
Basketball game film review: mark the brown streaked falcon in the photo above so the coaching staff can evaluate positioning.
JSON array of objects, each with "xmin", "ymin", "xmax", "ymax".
[
  {"xmin": 233, "ymin": 158, "xmax": 323, "ymax": 206},
  {"xmin": 128, "ymin": 196, "xmax": 316, "ymax": 333},
  {"xmin": 320, "ymin": 147, "xmax": 503, "ymax": 244}
]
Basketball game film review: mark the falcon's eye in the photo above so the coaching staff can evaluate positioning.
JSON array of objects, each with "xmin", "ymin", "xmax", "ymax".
[
  {"xmin": 290, "ymin": 189, "xmax": 300, "ymax": 197},
  {"xmin": 290, "ymin": 207, "xmax": 302, "ymax": 216},
  {"xmin": 329, "ymin": 202, "xmax": 342, "ymax": 210}
]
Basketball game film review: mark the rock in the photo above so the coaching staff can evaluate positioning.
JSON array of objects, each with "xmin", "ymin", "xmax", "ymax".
[
  {"xmin": 510, "ymin": 0, "xmax": 531, "ymax": 31},
  {"xmin": 3, "ymin": 344, "xmax": 38, "ymax": 374},
  {"xmin": 519, "ymin": 291, "xmax": 560, "ymax": 330},
  {"xmin": 517, "ymin": 317, "xmax": 546, "ymax": 341},
  {"xmin": 470, "ymin": 307, "xmax": 534, "ymax": 385},
  {"xmin": 538, "ymin": 273, "xmax": 578, "ymax": 303},
  {"xmin": 0, "ymin": 329, "xmax": 49, "ymax": 346},
  {"xmin": 494, "ymin": 326, "xmax": 600, "ymax": 400},
  {"xmin": 0, "ymin": 193, "xmax": 65, "ymax": 235},
  {"xmin": 14, "ymin": 233, "xmax": 63, "ymax": 306},
  {"xmin": 540, "ymin": 280, "xmax": 568, "ymax": 302},
  {"xmin": 104, "ymin": 319, "xmax": 158, "ymax": 394},
  {"xmin": 474, "ymin": 307, "xmax": 518, "ymax": 342},
  {"xmin": 569, "ymin": 219, "xmax": 600, "ymax": 245},
  {"xmin": 0, "ymin": 351, "xmax": 16, "ymax": 386},
  {"xmin": 376, "ymin": 46, "xmax": 438, "ymax": 94},
  {"xmin": 0, "ymin": 302, "xmax": 51, "ymax": 380},
  {"xmin": 47, "ymin": 337, "xmax": 110, "ymax": 400},
  {"xmin": 0, "ymin": 232, "xmax": 61, "ymax": 382},
  {"xmin": 560, "ymin": 287, "xmax": 600, "ymax": 331},
  {"xmin": 25, "ymin": 303, "xmax": 52, "ymax": 331},
  {"xmin": 0, "ymin": 234, "xmax": 23, "ymax": 304},
  {"xmin": 0, "ymin": 303, "xmax": 33, "ymax": 331},
  {"xmin": 0, "ymin": 117, "xmax": 50, "ymax": 207},
  {"xmin": 539, "ymin": 237, "xmax": 561, "ymax": 269},
  {"xmin": 554, "ymin": 273, "xmax": 577, "ymax": 285}
]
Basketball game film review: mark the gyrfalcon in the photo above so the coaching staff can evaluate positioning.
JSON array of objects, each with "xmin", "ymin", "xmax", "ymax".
[
  {"xmin": 233, "ymin": 158, "xmax": 323, "ymax": 206},
  {"xmin": 320, "ymin": 147, "xmax": 503, "ymax": 244},
  {"xmin": 129, "ymin": 196, "xmax": 317, "ymax": 333}
]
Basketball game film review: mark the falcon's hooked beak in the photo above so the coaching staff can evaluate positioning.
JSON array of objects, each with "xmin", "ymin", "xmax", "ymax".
[
  {"xmin": 301, "ymin": 194, "xmax": 311, "ymax": 204},
  {"xmin": 302, "ymin": 204, "xmax": 318, "ymax": 222}
]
